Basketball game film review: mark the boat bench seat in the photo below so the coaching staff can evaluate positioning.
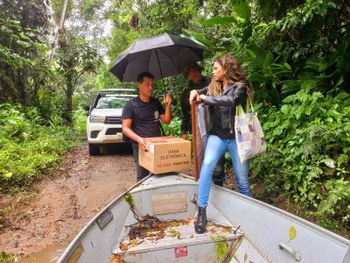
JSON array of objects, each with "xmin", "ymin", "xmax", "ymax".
[{"xmin": 112, "ymin": 218, "xmax": 243, "ymax": 263}]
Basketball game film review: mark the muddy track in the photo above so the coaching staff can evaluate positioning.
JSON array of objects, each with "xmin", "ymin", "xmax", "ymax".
[{"xmin": 0, "ymin": 141, "xmax": 136, "ymax": 260}]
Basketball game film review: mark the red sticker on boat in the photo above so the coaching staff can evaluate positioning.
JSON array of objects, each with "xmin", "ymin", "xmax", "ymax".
[{"xmin": 175, "ymin": 246, "xmax": 188, "ymax": 258}]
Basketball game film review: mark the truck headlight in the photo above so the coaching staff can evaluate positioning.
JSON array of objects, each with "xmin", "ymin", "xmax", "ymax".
[{"xmin": 90, "ymin": 115, "xmax": 105, "ymax": 123}]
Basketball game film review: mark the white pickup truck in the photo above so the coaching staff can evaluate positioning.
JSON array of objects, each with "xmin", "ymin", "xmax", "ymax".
[{"xmin": 86, "ymin": 89, "xmax": 137, "ymax": 155}]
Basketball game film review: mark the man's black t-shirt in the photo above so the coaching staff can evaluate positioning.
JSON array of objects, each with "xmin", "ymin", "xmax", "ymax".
[{"xmin": 122, "ymin": 96, "xmax": 165, "ymax": 138}]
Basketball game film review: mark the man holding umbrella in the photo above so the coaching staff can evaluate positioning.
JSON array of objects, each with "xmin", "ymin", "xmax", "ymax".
[
  {"xmin": 110, "ymin": 33, "xmax": 204, "ymax": 181},
  {"xmin": 122, "ymin": 72, "xmax": 172, "ymax": 181}
]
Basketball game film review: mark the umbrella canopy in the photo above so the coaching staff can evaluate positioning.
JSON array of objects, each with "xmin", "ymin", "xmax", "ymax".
[{"xmin": 109, "ymin": 33, "xmax": 205, "ymax": 82}]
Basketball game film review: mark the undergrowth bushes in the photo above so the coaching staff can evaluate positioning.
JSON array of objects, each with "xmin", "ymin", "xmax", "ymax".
[
  {"xmin": 251, "ymin": 89, "xmax": 350, "ymax": 236},
  {"xmin": 0, "ymin": 104, "xmax": 85, "ymax": 192}
]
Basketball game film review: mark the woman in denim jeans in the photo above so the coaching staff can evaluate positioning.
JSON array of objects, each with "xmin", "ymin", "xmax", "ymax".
[{"xmin": 189, "ymin": 54, "xmax": 254, "ymax": 234}]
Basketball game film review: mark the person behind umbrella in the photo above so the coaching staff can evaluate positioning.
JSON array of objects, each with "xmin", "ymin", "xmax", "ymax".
[
  {"xmin": 122, "ymin": 72, "xmax": 172, "ymax": 181},
  {"xmin": 181, "ymin": 62, "xmax": 226, "ymax": 187},
  {"xmin": 189, "ymin": 54, "xmax": 253, "ymax": 234}
]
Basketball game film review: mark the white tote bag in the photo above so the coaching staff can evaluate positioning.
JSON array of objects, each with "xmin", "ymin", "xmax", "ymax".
[{"xmin": 235, "ymin": 100, "xmax": 266, "ymax": 163}]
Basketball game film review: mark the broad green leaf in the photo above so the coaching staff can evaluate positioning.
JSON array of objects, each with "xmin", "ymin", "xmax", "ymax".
[
  {"xmin": 280, "ymin": 104, "xmax": 291, "ymax": 114},
  {"xmin": 245, "ymin": 49, "xmax": 256, "ymax": 59},
  {"xmin": 300, "ymin": 80, "xmax": 317, "ymax": 92},
  {"xmin": 182, "ymin": 29, "xmax": 213, "ymax": 47},
  {"xmin": 337, "ymin": 154, "xmax": 348, "ymax": 166},
  {"xmin": 335, "ymin": 76, "xmax": 344, "ymax": 87},
  {"xmin": 283, "ymin": 63, "xmax": 291, "ymax": 70},
  {"xmin": 262, "ymin": 52, "xmax": 274, "ymax": 72},
  {"xmin": 281, "ymin": 80, "xmax": 300, "ymax": 94},
  {"xmin": 232, "ymin": 0, "xmax": 251, "ymax": 20},
  {"xmin": 246, "ymin": 44, "xmax": 268, "ymax": 67},
  {"xmin": 124, "ymin": 193, "xmax": 135, "ymax": 206},
  {"xmin": 282, "ymin": 94, "xmax": 297, "ymax": 103},
  {"xmin": 304, "ymin": 57, "xmax": 329, "ymax": 72}
]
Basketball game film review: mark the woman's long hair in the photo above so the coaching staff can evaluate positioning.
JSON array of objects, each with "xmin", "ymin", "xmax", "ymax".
[{"xmin": 207, "ymin": 54, "xmax": 253, "ymax": 98}]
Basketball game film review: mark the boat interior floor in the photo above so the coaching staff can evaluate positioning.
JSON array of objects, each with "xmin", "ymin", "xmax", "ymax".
[{"xmin": 112, "ymin": 204, "xmax": 269, "ymax": 263}]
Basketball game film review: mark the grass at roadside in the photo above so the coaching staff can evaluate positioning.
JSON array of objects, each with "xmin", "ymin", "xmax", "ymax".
[{"xmin": 0, "ymin": 104, "xmax": 85, "ymax": 193}]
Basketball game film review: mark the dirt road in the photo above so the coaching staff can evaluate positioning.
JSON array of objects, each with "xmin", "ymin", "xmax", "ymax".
[{"xmin": 0, "ymin": 141, "xmax": 136, "ymax": 262}]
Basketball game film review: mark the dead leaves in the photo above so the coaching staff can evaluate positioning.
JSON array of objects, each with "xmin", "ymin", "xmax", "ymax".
[{"xmin": 119, "ymin": 217, "xmax": 194, "ymax": 252}]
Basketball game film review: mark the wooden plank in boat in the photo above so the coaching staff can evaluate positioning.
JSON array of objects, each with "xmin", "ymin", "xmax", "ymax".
[{"xmin": 151, "ymin": 191, "xmax": 187, "ymax": 215}]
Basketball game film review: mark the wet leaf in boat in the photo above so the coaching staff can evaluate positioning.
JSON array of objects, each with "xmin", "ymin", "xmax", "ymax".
[
  {"xmin": 244, "ymin": 253, "xmax": 248, "ymax": 262},
  {"xmin": 184, "ymin": 218, "xmax": 191, "ymax": 224},
  {"xmin": 111, "ymin": 255, "xmax": 124, "ymax": 263},
  {"xmin": 124, "ymin": 194, "xmax": 135, "ymax": 207},
  {"xmin": 119, "ymin": 242, "xmax": 128, "ymax": 251},
  {"xmin": 168, "ymin": 228, "xmax": 177, "ymax": 233},
  {"xmin": 129, "ymin": 239, "xmax": 139, "ymax": 247},
  {"xmin": 215, "ymin": 241, "xmax": 228, "ymax": 260},
  {"xmin": 222, "ymin": 242, "xmax": 228, "ymax": 253},
  {"xmin": 167, "ymin": 229, "xmax": 178, "ymax": 238},
  {"xmin": 289, "ymin": 226, "xmax": 297, "ymax": 241}
]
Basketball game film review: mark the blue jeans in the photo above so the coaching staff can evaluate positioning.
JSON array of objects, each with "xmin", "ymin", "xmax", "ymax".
[
  {"xmin": 204, "ymin": 135, "xmax": 225, "ymax": 186},
  {"xmin": 198, "ymin": 134, "xmax": 250, "ymax": 207}
]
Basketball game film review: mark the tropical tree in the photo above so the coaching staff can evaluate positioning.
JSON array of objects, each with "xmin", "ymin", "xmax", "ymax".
[
  {"xmin": 0, "ymin": 0, "xmax": 52, "ymax": 107},
  {"xmin": 49, "ymin": 0, "xmax": 105, "ymax": 121}
]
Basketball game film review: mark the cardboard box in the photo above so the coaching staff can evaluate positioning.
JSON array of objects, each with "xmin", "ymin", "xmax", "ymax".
[{"xmin": 139, "ymin": 136, "xmax": 191, "ymax": 174}]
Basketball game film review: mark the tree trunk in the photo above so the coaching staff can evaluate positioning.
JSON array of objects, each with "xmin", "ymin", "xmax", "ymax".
[
  {"xmin": 49, "ymin": 0, "xmax": 69, "ymax": 61},
  {"xmin": 65, "ymin": 76, "xmax": 74, "ymax": 123}
]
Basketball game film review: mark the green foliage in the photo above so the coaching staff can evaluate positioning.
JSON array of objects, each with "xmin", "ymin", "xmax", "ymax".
[
  {"xmin": 50, "ymin": 0, "xmax": 74, "ymax": 23},
  {"xmin": 55, "ymin": 32, "xmax": 103, "ymax": 121},
  {"xmin": 73, "ymin": 107, "xmax": 88, "ymax": 134},
  {"xmin": 251, "ymin": 90, "xmax": 350, "ymax": 233},
  {"xmin": 124, "ymin": 193, "xmax": 135, "ymax": 207},
  {"xmin": 0, "ymin": 104, "xmax": 84, "ymax": 192},
  {"xmin": 247, "ymin": 0, "xmax": 349, "ymax": 104},
  {"xmin": 317, "ymin": 179, "xmax": 350, "ymax": 232},
  {"xmin": 162, "ymin": 117, "xmax": 182, "ymax": 137},
  {"xmin": 209, "ymin": 234, "xmax": 229, "ymax": 260},
  {"xmin": 0, "ymin": 16, "xmax": 53, "ymax": 106},
  {"xmin": 153, "ymin": 75, "xmax": 189, "ymax": 118},
  {"xmin": 0, "ymin": 252, "xmax": 20, "ymax": 263},
  {"xmin": 215, "ymin": 241, "xmax": 228, "ymax": 260}
]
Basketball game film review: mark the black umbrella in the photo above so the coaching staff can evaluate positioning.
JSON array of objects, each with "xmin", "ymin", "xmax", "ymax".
[{"xmin": 109, "ymin": 33, "xmax": 205, "ymax": 82}]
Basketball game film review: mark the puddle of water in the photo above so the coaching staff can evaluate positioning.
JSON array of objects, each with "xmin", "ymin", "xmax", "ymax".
[{"xmin": 16, "ymin": 243, "xmax": 67, "ymax": 263}]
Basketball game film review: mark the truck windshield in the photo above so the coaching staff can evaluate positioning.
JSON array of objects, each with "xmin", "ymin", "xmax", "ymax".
[{"xmin": 96, "ymin": 97, "xmax": 129, "ymax": 109}]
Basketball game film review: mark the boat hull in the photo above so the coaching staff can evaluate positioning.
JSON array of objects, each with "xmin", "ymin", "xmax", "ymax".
[{"xmin": 58, "ymin": 173, "xmax": 350, "ymax": 263}]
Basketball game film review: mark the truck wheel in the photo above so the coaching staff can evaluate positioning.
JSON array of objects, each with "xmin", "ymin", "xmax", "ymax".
[{"xmin": 89, "ymin": 144, "xmax": 100, "ymax": 155}]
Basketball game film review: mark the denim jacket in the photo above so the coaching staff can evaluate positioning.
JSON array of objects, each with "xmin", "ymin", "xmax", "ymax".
[{"xmin": 198, "ymin": 85, "xmax": 247, "ymax": 134}]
